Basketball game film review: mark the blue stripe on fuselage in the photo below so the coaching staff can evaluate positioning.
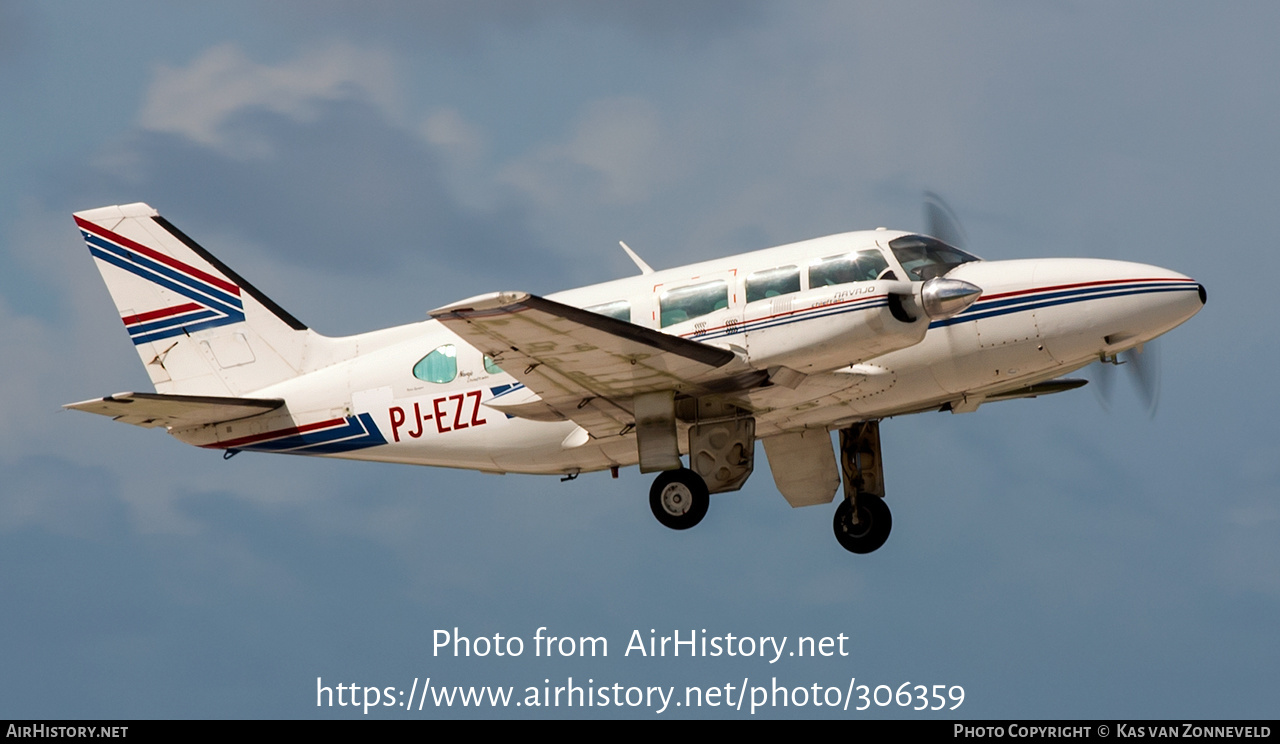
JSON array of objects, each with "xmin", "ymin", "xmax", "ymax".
[{"xmin": 929, "ymin": 282, "xmax": 1198, "ymax": 329}]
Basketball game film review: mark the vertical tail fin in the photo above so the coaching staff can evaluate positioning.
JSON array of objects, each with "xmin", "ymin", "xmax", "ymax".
[{"xmin": 75, "ymin": 203, "xmax": 313, "ymax": 397}]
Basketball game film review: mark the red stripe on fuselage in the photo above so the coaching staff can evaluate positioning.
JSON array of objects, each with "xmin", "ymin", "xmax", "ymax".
[
  {"xmin": 979, "ymin": 277, "xmax": 1195, "ymax": 303},
  {"xmin": 204, "ymin": 417, "xmax": 346, "ymax": 449},
  {"xmin": 75, "ymin": 216, "xmax": 241, "ymax": 296},
  {"xmin": 680, "ymin": 293, "xmax": 888, "ymax": 338}
]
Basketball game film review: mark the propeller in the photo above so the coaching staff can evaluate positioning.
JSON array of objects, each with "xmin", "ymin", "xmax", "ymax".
[
  {"xmin": 891, "ymin": 191, "xmax": 982, "ymax": 321},
  {"xmin": 920, "ymin": 191, "xmax": 1163, "ymax": 418},
  {"xmin": 1087, "ymin": 343, "xmax": 1162, "ymax": 418},
  {"xmin": 923, "ymin": 190, "xmax": 970, "ymax": 250}
]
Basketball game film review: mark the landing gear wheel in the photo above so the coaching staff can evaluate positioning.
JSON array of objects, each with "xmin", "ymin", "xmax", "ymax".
[
  {"xmin": 833, "ymin": 495, "xmax": 892, "ymax": 554},
  {"xmin": 649, "ymin": 468, "xmax": 709, "ymax": 530}
]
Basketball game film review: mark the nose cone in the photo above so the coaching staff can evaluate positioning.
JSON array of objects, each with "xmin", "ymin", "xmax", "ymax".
[
  {"xmin": 1029, "ymin": 258, "xmax": 1205, "ymax": 348},
  {"xmin": 921, "ymin": 278, "xmax": 983, "ymax": 319},
  {"xmin": 944, "ymin": 258, "xmax": 1205, "ymax": 361},
  {"xmin": 1122, "ymin": 263, "xmax": 1206, "ymax": 335}
]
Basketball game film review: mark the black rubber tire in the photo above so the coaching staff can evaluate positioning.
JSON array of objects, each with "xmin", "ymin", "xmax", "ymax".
[
  {"xmin": 649, "ymin": 468, "xmax": 710, "ymax": 530},
  {"xmin": 833, "ymin": 495, "xmax": 892, "ymax": 554}
]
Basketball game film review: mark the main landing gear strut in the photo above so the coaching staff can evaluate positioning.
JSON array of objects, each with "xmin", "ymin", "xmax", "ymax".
[
  {"xmin": 639, "ymin": 414, "xmax": 892, "ymax": 555},
  {"xmin": 832, "ymin": 421, "xmax": 892, "ymax": 554},
  {"xmin": 643, "ymin": 396, "xmax": 753, "ymax": 532}
]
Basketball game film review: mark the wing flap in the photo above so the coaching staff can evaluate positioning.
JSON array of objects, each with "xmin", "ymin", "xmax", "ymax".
[
  {"xmin": 64, "ymin": 392, "xmax": 283, "ymax": 429},
  {"xmin": 762, "ymin": 429, "xmax": 841, "ymax": 507}
]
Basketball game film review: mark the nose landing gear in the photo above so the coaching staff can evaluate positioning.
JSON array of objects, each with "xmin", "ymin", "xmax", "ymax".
[
  {"xmin": 833, "ymin": 494, "xmax": 892, "ymax": 553},
  {"xmin": 833, "ymin": 421, "xmax": 893, "ymax": 554}
]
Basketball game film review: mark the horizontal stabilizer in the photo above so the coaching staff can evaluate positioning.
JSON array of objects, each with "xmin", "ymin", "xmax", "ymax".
[{"xmin": 63, "ymin": 392, "xmax": 283, "ymax": 429}]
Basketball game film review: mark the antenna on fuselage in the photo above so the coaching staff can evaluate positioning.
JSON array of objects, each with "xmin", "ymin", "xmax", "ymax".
[{"xmin": 619, "ymin": 241, "xmax": 655, "ymax": 275}]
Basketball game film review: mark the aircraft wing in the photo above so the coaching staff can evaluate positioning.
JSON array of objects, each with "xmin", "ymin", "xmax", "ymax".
[
  {"xmin": 63, "ymin": 392, "xmax": 284, "ymax": 429},
  {"xmin": 430, "ymin": 292, "xmax": 759, "ymax": 437}
]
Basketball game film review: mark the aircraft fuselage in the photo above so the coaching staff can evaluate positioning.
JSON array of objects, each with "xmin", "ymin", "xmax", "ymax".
[
  {"xmin": 170, "ymin": 231, "xmax": 1203, "ymax": 475},
  {"xmin": 67, "ymin": 204, "xmax": 1204, "ymax": 553}
]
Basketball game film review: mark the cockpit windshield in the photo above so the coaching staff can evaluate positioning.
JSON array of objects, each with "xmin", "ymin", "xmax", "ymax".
[{"xmin": 887, "ymin": 235, "xmax": 980, "ymax": 281}]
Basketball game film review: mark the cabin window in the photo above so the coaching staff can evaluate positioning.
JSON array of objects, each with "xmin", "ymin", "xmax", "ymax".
[
  {"xmin": 809, "ymin": 249, "xmax": 890, "ymax": 287},
  {"xmin": 888, "ymin": 235, "xmax": 979, "ymax": 280},
  {"xmin": 660, "ymin": 280, "xmax": 729, "ymax": 328},
  {"xmin": 483, "ymin": 355, "xmax": 504, "ymax": 375},
  {"xmin": 745, "ymin": 265, "xmax": 801, "ymax": 303},
  {"xmin": 585, "ymin": 300, "xmax": 631, "ymax": 323},
  {"xmin": 413, "ymin": 344, "xmax": 457, "ymax": 383}
]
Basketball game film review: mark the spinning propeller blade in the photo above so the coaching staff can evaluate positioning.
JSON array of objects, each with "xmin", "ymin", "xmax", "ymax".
[
  {"xmin": 923, "ymin": 190, "xmax": 969, "ymax": 250},
  {"xmin": 1088, "ymin": 343, "xmax": 1162, "ymax": 418},
  {"xmin": 1126, "ymin": 344, "xmax": 1161, "ymax": 417}
]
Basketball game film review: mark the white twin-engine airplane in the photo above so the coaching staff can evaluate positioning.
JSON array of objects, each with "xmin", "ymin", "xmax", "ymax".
[{"xmin": 66, "ymin": 202, "xmax": 1205, "ymax": 554}]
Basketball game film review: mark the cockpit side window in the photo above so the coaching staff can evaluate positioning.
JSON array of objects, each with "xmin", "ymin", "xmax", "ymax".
[
  {"xmin": 888, "ymin": 235, "xmax": 979, "ymax": 280},
  {"xmin": 746, "ymin": 265, "xmax": 800, "ymax": 303},
  {"xmin": 660, "ymin": 280, "xmax": 728, "ymax": 328},
  {"xmin": 808, "ymin": 249, "xmax": 889, "ymax": 288},
  {"xmin": 413, "ymin": 344, "xmax": 458, "ymax": 384},
  {"xmin": 585, "ymin": 300, "xmax": 631, "ymax": 323}
]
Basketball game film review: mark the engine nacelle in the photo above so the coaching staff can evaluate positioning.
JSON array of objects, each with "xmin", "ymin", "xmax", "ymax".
[{"xmin": 743, "ymin": 277, "xmax": 979, "ymax": 374}]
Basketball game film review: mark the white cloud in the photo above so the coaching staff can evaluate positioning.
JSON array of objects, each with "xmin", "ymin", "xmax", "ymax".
[
  {"xmin": 138, "ymin": 42, "xmax": 400, "ymax": 155},
  {"xmin": 422, "ymin": 108, "xmax": 483, "ymax": 156},
  {"xmin": 499, "ymin": 96, "xmax": 668, "ymax": 207}
]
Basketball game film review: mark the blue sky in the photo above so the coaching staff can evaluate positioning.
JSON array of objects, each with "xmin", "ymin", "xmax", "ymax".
[{"xmin": 1, "ymin": 1, "xmax": 1276, "ymax": 719}]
